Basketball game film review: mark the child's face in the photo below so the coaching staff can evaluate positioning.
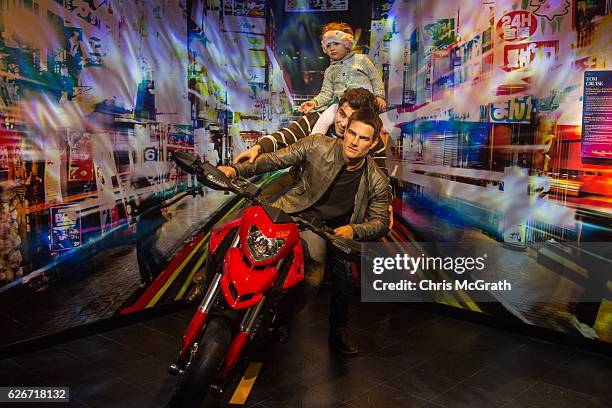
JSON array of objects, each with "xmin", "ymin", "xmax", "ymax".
[{"xmin": 325, "ymin": 42, "xmax": 350, "ymax": 61}]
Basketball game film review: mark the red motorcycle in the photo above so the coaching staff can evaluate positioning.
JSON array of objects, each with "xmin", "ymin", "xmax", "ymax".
[{"xmin": 167, "ymin": 152, "xmax": 360, "ymax": 407}]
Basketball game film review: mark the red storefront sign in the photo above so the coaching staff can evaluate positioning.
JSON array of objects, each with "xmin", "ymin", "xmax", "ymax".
[
  {"xmin": 496, "ymin": 11, "xmax": 537, "ymax": 42},
  {"xmin": 503, "ymin": 40, "xmax": 559, "ymax": 72},
  {"xmin": 68, "ymin": 134, "xmax": 94, "ymax": 181}
]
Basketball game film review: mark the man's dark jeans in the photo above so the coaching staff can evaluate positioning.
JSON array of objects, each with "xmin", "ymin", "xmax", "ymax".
[
  {"xmin": 328, "ymin": 257, "xmax": 354, "ymax": 330},
  {"xmin": 276, "ymin": 255, "xmax": 353, "ymax": 331}
]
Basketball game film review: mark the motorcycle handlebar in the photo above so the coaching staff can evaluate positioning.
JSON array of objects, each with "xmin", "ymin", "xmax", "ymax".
[
  {"xmin": 289, "ymin": 215, "xmax": 361, "ymax": 262},
  {"xmin": 171, "ymin": 152, "xmax": 361, "ymax": 261}
]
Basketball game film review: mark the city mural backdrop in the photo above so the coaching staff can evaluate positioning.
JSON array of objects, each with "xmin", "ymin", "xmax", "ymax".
[
  {"xmin": 373, "ymin": 0, "xmax": 611, "ymax": 343},
  {"xmin": 0, "ymin": 0, "xmax": 288, "ymax": 348},
  {"xmin": 0, "ymin": 0, "xmax": 610, "ymax": 348}
]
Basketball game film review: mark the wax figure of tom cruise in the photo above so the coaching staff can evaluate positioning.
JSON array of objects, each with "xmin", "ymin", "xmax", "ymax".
[{"xmin": 219, "ymin": 109, "xmax": 390, "ymax": 355}]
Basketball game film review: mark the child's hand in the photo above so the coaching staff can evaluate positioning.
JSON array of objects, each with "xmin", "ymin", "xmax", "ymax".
[
  {"xmin": 299, "ymin": 100, "xmax": 316, "ymax": 113},
  {"xmin": 380, "ymin": 128, "xmax": 389, "ymax": 146},
  {"xmin": 233, "ymin": 145, "xmax": 261, "ymax": 164},
  {"xmin": 376, "ymin": 97, "xmax": 387, "ymax": 112}
]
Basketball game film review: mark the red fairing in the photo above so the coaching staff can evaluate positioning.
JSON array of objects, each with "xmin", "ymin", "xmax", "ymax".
[
  {"xmin": 239, "ymin": 206, "xmax": 300, "ymax": 266},
  {"xmin": 220, "ymin": 243, "xmax": 305, "ymax": 308},
  {"xmin": 209, "ymin": 218, "xmax": 241, "ymax": 255},
  {"xmin": 219, "ymin": 206, "xmax": 304, "ymax": 309},
  {"xmin": 282, "ymin": 241, "xmax": 305, "ymax": 290},
  {"xmin": 220, "ymin": 247, "xmax": 277, "ymax": 309}
]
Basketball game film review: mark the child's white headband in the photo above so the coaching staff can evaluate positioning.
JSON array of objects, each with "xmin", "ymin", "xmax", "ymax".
[{"xmin": 321, "ymin": 30, "xmax": 354, "ymax": 54}]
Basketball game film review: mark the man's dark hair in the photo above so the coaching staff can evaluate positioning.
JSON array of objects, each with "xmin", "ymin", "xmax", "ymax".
[
  {"xmin": 321, "ymin": 22, "xmax": 354, "ymax": 38},
  {"xmin": 346, "ymin": 109, "xmax": 383, "ymax": 143},
  {"xmin": 339, "ymin": 88, "xmax": 379, "ymax": 114}
]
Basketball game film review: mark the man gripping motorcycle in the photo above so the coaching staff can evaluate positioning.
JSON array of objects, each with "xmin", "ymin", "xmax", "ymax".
[{"xmin": 218, "ymin": 108, "xmax": 390, "ymax": 355}]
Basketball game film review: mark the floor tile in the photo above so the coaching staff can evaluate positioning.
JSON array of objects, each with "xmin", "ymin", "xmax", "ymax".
[
  {"xmin": 141, "ymin": 313, "xmax": 190, "ymax": 339},
  {"xmin": 373, "ymin": 341, "xmax": 425, "ymax": 368},
  {"xmin": 383, "ymin": 368, "xmax": 459, "ymax": 400},
  {"xmin": 511, "ymin": 339, "xmax": 578, "ymax": 364},
  {"xmin": 359, "ymin": 307, "xmax": 443, "ymax": 339},
  {"xmin": 502, "ymin": 382, "xmax": 608, "ymax": 408},
  {"xmin": 418, "ymin": 403, "xmax": 449, "ymax": 408},
  {"xmin": 106, "ymin": 356, "xmax": 171, "ymax": 389},
  {"xmin": 345, "ymin": 355, "xmax": 407, "ymax": 383},
  {"xmin": 433, "ymin": 385, "xmax": 509, "ymax": 408},
  {"xmin": 59, "ymin": 335, "xmax": 125, "ymax": 358},
  {"xmin": 87, "ymin": 344, "xmax": 150, "ymax": 372},
  {"xmin": 30, "ymin": 357, "xmax": 109, "ymax": 386},
  {"xmin": 345, "ymin": 384, "xmax": 430, "ymax": 408},
  {"xmin": 468, "ymin": 328, "xmax": 530, "ymax": 351},
  {"xmin": 10, "ymin": 346, "xmax": 76, "ymax": 371},
  {"xmin": 314, "ymin": 376, "xmax": 380, "ymax": 403},
  {"xmin": 0, "ymin": 358, "xmax": 30, "ymax": 383},
  {"xmin": 462, "ymin": 366, "xmax": 534, "ymax": 398},
  {"xmin": 414, "ymin": 350, "xmax": 488, "ymax": 382},
  {"xmin": 539, "ymin": 351, "xmax": 612, "ymax": 401},
  {"xmin": 144, "ymin": 375, "xmax": 180, "ymax": 407},
  {"xmin": 488, "ymin": 351, "xmax": 564, "ymax": 382}
]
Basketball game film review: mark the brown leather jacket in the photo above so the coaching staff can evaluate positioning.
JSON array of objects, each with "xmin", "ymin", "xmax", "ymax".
[{"xmin": 234, "ymin": 134, "xmax": 390, "ymax": 241}]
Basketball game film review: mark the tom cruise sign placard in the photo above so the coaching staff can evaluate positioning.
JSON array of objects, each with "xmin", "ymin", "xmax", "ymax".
[{"xmin": 582, "ymin": 71, "xmax": 612, "ymax": 161}]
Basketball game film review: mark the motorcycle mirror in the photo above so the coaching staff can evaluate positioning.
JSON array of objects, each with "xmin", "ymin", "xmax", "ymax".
[
  {"xmin": 171, "ymin": 152, "xmax": 231, "ymax": 190},
  {"xmin": 171, "ymin": 151, "xmax": 201, "ymax": 174}
]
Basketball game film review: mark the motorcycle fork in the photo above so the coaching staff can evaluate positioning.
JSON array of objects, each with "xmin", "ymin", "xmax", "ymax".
[
  {"xmin": 220, "ymin": 297, "xmax": 266, "ymax": 378},
  {"xmin": 177, "ymin": 272, "xmax": 222, "ymax": 361},
  {"xmin": 178, "ymin": 231, "xmax": 240, "ymax": 361}
]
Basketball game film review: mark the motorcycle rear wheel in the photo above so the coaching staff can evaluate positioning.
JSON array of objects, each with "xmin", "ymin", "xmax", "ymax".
[{"xmin": 168, "ymin": 318, "xmax": 232, "ymax": 407}]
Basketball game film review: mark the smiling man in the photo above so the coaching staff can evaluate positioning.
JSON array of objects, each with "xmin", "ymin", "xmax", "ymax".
[{"xmin": 219, "ymin": 109, "xmax": 390, "ymax": 354}]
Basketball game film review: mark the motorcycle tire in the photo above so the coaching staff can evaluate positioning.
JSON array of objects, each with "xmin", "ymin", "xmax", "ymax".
[{"xmin": 168, "ymin": 318, "xmax": 232, "ymax": 408}]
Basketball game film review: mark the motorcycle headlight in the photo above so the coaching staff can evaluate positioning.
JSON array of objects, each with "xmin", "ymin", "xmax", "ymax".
[{"xmin": 246, "ymin": 225, "xmax": 284, "ymax": 262}]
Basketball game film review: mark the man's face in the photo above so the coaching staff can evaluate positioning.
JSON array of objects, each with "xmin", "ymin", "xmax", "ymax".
[
  {"xmin": 334, "ymin": 102, "xmax": 355, "ymax": 136},
  {"xmin": 343, "ymin": 120, "xmax": 377, "ymax": 161}
]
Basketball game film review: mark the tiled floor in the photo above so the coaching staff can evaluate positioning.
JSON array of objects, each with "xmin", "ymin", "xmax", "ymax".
[{"xmin": 1, "ymin": 293, "xmax": 610, "ymax": 408}]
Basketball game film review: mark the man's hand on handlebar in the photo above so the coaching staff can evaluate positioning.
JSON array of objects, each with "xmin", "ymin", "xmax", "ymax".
[
  {"xmin": 233, "ymin": 145, "xmax": 261, "ymax": 164},
  {"xmin": 218, "ymin": 166, "xmax": 237, "ymax": 180},
  {"xmin": 333, "ymin": 225, "xmax": 354, "ymax": 239}
]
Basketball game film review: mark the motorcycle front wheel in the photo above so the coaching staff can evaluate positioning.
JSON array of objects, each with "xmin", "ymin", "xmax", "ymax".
[{"xmin": 168, "ymin": 318, "xmax": 232, "ymax": 407}]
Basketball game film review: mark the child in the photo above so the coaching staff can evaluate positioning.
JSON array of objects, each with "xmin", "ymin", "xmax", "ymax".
[{"xmin": 300, "ymin": 22, "xmax": 387, "ymax": 114}]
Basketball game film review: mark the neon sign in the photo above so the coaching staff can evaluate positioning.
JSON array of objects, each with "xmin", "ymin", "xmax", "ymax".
[{"xmin": 496, "ymin": 10, "xmax": 537, "ymax": 41}]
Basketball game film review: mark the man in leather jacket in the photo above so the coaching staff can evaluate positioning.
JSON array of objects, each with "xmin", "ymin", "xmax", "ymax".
[{"xmin": 219, "ymin": 109, "xmax": 390, "ymax": 355}]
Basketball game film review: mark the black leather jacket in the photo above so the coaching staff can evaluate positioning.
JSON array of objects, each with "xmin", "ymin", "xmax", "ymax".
[{"xmin": 234, "ymin": 134, "xmax": 390, "ymax": 241}]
